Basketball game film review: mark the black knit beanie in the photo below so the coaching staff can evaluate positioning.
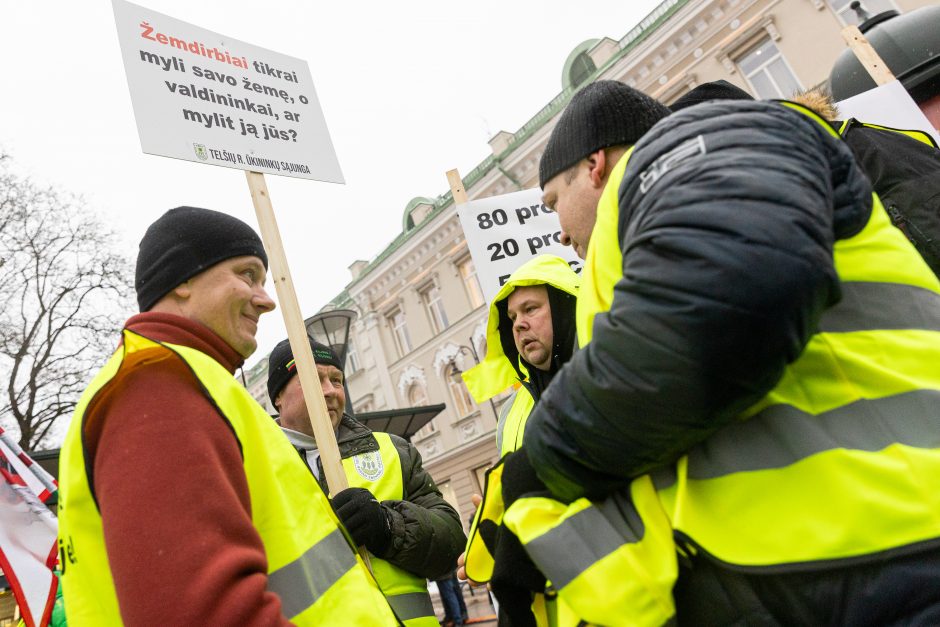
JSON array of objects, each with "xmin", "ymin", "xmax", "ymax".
[
  {"xmin": 539, "ymin": 80, "xmax": 671, "ymax": 188},
  {"xmin": 135, "ymin": 206, "xmax": 268, "ymax": 312},
  {"xmin": 267, "ymin": 337, "xmax": 344, "ymax": 405},
  {"xmin": 670, "ymin": 80, "xmax": 753, "ymax": 112}
]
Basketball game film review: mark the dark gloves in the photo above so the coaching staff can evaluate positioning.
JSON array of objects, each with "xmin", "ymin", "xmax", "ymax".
[
  {"xmin": 487, "ymin": 450, "xmax": 550, "ymax": 627},
  {"xmin": 332, "ymin": 487, "xmax": 393, "ymax": 556}
]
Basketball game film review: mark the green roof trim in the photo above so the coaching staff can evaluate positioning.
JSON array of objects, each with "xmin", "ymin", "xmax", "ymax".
[
  {"xmin": 337, "ymin": 0, "xmax": 688, "ymax": 292},
  {"xmin": 402, "ymin": 196, "xmax": 439, "ymax": 231}
]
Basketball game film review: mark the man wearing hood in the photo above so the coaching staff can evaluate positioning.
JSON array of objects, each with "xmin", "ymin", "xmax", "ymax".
[
  {"xmin": 461, "ymin": 254, "xmax": 581, "ymax": 626},
  {"xmin": 464, "ymin": 254, "xmax": 579, "ymax": 457}
]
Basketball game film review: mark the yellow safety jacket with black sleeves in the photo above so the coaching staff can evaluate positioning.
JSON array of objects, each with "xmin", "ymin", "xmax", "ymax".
[
  {"xmin": 58, "ymin": 330, "xmax": 400, "ymax": 626},
  {"xmin": 580, "ymin": 101, "xmax": 940, "ymax": 570},
  {"xmin": 654, "ymin": 102, "xmax": 940, "ymax": 568},
  {"xmin": 341, "ymin": 431, "xmax": 437, "ymax": 627}
]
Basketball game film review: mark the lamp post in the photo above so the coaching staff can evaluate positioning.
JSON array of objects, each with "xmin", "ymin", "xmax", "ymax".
[
  {"xmin": 305, "ymin": 308, "xmax": 357, "ymax": 415},
  {"xmin": 447, "ymin": 337, "xmax": 499, "ymax": 424}
]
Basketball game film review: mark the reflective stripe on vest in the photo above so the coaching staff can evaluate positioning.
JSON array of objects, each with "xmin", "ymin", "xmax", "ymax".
[
  {"xmin": 504, "ymin": 476, "xmax": 677, "ymax": 627},
  {"xmin": 497, "ymin": 389, "xmax": 535, "ymax": 456},
  {"xmin": 58, "ymin": 330, "xmax": 399, "ymax": 626},
  {"xmin": 342, "ymin": 431, "xmax": 437, "ymax": 626}
]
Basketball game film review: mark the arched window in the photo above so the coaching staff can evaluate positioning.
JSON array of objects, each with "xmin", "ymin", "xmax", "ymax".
[
  {"xmin": 567, "ymin": 51, "xmax": 596, "ymax": 88},
  {"xmin": 445, "ymin": 363, "xmax": 475, "ymax": 417},
  {"xmin": 410, "ymin": 384, "xmax": 437, "ymax": 439},
  {"xmin": 409, "ymin": 383, "xmax": 429, "ymax": 407}
]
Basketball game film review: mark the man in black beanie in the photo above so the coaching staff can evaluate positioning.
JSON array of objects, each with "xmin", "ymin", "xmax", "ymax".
[
  {"xmin": 58, "ymin": 207, "xmax": 400, "ymax": 625},
  {"xmin": 268, "ymin": 336, "xmax": 466, "ymax": 625},
  {"xmin": 539, "ymin": 80, "xmax": 671, "ymax": 259}
]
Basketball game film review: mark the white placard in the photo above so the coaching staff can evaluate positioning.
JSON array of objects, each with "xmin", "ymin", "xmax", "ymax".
[
  {"xmin": 112, "ymin": 0, "xmax": 344, "ymax": 182},
  {"xmin": 457, "ymin": 188, "xmax": 582, "ymax": 302},
  {"xmin": 836, "ymin": 80, "xmax": 940, "ymax": 145}
]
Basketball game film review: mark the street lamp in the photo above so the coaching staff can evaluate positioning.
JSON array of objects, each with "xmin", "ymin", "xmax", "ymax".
[
  {"xmin": 447, "ymin": 338, "xmax": 499, "ymax": 424},
  {"xmin": 305, "ymin": 308, "xmax": 357, "ymax": 415}
]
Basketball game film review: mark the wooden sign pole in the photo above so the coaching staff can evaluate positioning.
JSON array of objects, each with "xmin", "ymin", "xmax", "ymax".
[
  {"xmin": 841, "ymin": 24, "xmax": 895, "ymax": 86},
  {"xmin": 244, "ymin": 171, "xmax": 349, "ymax": 496},
  {"xmin": 246, "ymin": 172, "xmax": 372, "ymax": 568},
  {"xmin": 446, "ymin": 168, "xmax": 469, "ymax": 205}
]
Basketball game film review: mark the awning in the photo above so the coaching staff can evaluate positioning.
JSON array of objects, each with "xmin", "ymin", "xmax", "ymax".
[{"xmin": 354, "ymin": 404, "xmax": 446, "ymax": 442}]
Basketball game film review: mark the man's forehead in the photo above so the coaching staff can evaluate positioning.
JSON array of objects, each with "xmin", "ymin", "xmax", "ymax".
[
  {"xmin": 508, "ymin": 284, "xmax": 548, "ymax": 307},
  {"xmin": 317, "ymin": 363, "xmax": 343, "ymax": 377}
]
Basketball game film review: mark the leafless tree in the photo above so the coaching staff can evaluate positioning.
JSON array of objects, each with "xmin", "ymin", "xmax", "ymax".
[{"xmin": 0, "ymin": 155, "xmax": 133, "ymax": 450}]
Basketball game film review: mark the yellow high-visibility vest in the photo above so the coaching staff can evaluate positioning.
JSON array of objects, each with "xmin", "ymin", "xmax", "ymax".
[
  {"xmin": 58, "ymin": 329, "xmax": 399, "ymax": 626},
  {"xmin": 341, "ymin": 431, "xmax": 437, "ymax": 627}
]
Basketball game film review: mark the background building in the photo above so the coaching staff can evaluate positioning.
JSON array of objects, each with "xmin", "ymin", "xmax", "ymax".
[{"xmin": 247, "ymin": 0, "xmax": 934, "ymax": 524}]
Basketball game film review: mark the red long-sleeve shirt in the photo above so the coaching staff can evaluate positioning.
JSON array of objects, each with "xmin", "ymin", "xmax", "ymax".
[{"xmin": 84, "ymin": 312, "xmax": 292, "ymax": 626}]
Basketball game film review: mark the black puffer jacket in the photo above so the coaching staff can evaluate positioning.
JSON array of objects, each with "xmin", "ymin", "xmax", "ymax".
[
  {"xmin": 525, "ymin": 100, "xmax": 873, "ymax": 502},
  {"xmin": 308, "ymin": 416, "xmax": 466, "ymax": 579}
]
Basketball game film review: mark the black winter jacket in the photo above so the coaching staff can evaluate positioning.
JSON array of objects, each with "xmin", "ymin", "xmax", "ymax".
[
  {"xmin": 524, "ymin": 100, "xmax": 872, "ymax": 502},
  {"xmin": 838, "ymin": 118, "xmax": 940, "ymax": 276},
  {"xmin": 297, "ymin": 415, "xmax": 466, "ymax": 580}
]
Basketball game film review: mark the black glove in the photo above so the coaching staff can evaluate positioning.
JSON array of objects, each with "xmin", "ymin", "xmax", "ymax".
[
  {"xmin": 486, "ymin": 449, "xmax": 550, "ymax": 627},
  {"xmin": 332, "ymin": 487, "xmax": 392, "ymax": 556}
]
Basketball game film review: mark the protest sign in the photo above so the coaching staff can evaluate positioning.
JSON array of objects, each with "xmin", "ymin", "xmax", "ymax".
[
  {"xmin": 112, "ymin": 0, "xmax": 343, "ymax": 182},
  {"xmin": 112, "ymin": 0, "xmax": 352, "ymax": 504},
  {"xmin": 456, "ymin": 187, "xmax": 582, "ymax": 303}
]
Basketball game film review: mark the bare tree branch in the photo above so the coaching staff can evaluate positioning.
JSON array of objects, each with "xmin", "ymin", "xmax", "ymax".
[{"xmin": 0, "ymin": 154, "xmax": 133, "ymax": 450}]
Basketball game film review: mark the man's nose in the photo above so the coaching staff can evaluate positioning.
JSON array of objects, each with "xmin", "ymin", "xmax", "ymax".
[
  {"xmin": 254, "ymin": 286, "xmax": 276, "ymax": 313},
  {"xmin": 559, "ymin": 230, "xmax": 573, "ymax": 248}
]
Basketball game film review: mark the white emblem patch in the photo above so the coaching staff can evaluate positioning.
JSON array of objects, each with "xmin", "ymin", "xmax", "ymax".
[{"xmin": 353, "ymin": 451, "xmax": 385, "ymax": 481}]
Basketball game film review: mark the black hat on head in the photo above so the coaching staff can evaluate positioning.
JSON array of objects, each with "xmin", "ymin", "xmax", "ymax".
[
  {"xmin": 670, "ymin": 80, "xmax": 753, "ymax": 112},
  {"xmin": 267, "ymin": 337, "xmax": 344, "ymax": 405},
  {"xmin": 135, "ymin": 206, "xmax": 268, "ymax": 312},
  {"xmin": 539, "ymin": 80, "xmax": 671, "ymax": 188}
]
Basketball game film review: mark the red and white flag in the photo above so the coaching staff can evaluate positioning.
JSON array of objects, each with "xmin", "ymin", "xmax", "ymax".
[{"xmin": 0, "ymin": 427, "xmax": 58, "ymax": 627}]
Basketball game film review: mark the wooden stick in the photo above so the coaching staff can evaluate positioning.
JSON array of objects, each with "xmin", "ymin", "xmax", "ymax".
[
  {"xmin": 446, "ymin": 169, "xmax": 469, "ymax": 205},
  {"xmin": 245, "ymin": 171, "xmax": 372, "ymax": 569},
  {"xmin": 841, "ymin": 24, "xmax": 895, "ymax": 86},
  {"xmin": 244, "ymin": 171, "xmax": 349, "ymax": 495}
]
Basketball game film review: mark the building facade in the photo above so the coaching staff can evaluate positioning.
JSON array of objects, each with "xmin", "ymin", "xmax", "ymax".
[{"xmin": 247, "ymin": 0, "xmax": 933, "ymax": 524}]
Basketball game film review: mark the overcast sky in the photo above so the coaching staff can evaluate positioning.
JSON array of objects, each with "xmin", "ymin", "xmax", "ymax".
[{"xmin": 1, "ymin": 0, "xmax": 663, "ymax": 368}]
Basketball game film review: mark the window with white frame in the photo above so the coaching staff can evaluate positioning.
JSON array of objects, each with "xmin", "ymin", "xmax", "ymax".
[
  {"xmin": 445, "ymin": 363, "xmax": 475, "ymax": 417},
  {"xmin": 737, "ymin": 37, "xmax": 802, "ymax": 99},
  {"xmin": 420, "ymin": 283, "xmax": 449, "ymax": 334},
  {"xmin": 457, "ymin": 257, "xmax": 485, "ymax": 309},
  {"xmin": 827, "ymin": 0, "xmax": 898, "ymax": 26},
  {"xmin": 387, "ymin": 309, "xmax": 412, "ymax": 357},
  {"xmin": 346, "ymin": 338, "xmax": 360, "ymax": 374}
]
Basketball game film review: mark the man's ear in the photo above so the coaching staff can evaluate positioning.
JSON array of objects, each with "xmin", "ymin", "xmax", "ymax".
[
  {"xmin": 585, "ymin": 149, "xmax": 608, "ymax": 189},
  {"xmin": 170, "ymin": 281, "xmax": 192, "ymax": 300}
]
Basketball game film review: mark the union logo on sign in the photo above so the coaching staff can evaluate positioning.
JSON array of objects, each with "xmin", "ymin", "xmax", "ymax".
[{"xmin": 353, "ymin": 451, "xmax": 384, "ymax": 482}]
